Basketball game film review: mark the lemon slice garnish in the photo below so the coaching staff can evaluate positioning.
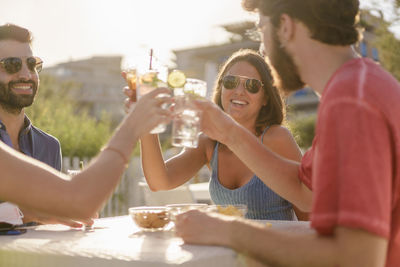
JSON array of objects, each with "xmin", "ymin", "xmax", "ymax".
[
  {"xmin": 141, "ymin": 72, "xmax": 157, "ymax": 84},
  {"xmin": 168, "ymin": 70, "xmax": 186, "ymax": 88}
]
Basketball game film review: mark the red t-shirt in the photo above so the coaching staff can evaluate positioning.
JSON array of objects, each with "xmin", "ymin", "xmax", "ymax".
[{"xmin": 299, "ymin": 58, "xmax": 400, "ymax": 266}]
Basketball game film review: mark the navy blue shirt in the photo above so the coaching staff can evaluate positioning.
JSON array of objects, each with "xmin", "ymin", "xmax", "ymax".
[{"xmin": 0, "ymin": 116, "xmax": 62, "ymax": 171}]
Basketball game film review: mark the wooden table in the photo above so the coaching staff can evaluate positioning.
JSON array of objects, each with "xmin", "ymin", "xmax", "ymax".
[{"xmin": 0, "ymin": 216, "xmax": 313, "ymax": 267}]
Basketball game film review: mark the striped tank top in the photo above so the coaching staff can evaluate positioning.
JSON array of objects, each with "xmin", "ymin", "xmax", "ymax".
[{"xmin": 209, "ymin": 127, "xmax": 296, "ymax": 220}]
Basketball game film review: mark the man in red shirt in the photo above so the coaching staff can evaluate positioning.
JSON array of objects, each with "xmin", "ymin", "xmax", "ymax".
[{"xmin": 175, "ymin": 0, "xmax": 400, "ymax": 266}]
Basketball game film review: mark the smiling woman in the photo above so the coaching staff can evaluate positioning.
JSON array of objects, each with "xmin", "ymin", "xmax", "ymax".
[{"xmin": 136, "ymin": 49, "xmax": 308, "ymax": 221}]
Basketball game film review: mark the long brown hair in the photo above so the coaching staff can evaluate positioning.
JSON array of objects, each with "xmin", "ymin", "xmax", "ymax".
[{"xmin": 212, "ymin": 49, "xmax": 284, "ymax": 135}]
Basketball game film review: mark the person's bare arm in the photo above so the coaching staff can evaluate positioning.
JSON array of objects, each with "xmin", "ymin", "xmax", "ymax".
[
  {"xmin": 195, "ymin": 100, "xmax": 312, "ymax": 211},
  {"xmin": 229, "ymin": 222, "xmax": 387, "ymax": 267},
  {"xmin": 263, "ymin": 126, "xmax": 309, "ymax": 219},
  {"xmin": 141, "ymin": 134, "xmax": 210, "ymax": 191},
  {"xmin": 0, "ymin": 142, "xmax": 126, "ymax": 222},
  {"xmin": 20, "ymin": 206, "xmax": 89, "ymax": 227},
  {"xmin": 0, "ymin": 88, "xmax": 171, "ymax": 222},
  {"xmin": 176, "ymin": 210, "xmax": 388, "ymax": 267}
]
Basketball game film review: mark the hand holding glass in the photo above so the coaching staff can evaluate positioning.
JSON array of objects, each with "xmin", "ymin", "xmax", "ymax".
[
  {"xmin": 172, "ymin": 79, "xmax": 207, "ymax": 148},
  {"xmin": 137, "ymin": 67, "xmax": 169, "ymax": 134}
]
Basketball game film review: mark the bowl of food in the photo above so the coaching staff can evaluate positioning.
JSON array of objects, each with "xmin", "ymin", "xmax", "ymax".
[
  {"xmin": 166, "ymin": 203, "xmax": 208, "ymax": 221},
  {"xmin": 129, "ymin": 206, "xmax": 171, "ymax": 231},
  {"xmin": 208, "ymin": 204, "xmax": 247, "ymax": 218}
]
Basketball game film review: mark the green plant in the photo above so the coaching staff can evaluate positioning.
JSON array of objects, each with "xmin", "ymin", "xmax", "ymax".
[
  {"xmin": 26, "ymin": 75, "xmax": 113, "ymax": 158},
  {"xmin": 286, "ymin": 114, "xmax": 316, "ymax": 150}
]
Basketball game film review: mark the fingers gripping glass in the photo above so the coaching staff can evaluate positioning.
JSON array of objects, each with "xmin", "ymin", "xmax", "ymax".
[
  {"xmin": 222, "ymin": 75, "xmax": 263, "ymax": 94},
  {"xmin": 0, "ymin": 57, "xmax": 43, "ymax": 74}
]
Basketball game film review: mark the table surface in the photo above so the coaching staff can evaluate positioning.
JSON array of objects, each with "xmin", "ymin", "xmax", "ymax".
[{"xmin": 0, "ymin": 215, "xmax": 313, "ymax": 267}]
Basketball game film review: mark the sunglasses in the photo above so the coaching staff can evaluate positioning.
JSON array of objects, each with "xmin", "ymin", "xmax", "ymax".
[
  {"xmin": 0, "ymin": 56, "xmax": 43, "ymax": 74},
  {"xmin": 222, "ymin": 75, "xmax": 263, "ymax": 94}
]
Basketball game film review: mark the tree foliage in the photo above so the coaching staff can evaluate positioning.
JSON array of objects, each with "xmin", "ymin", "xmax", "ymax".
[
  {"xmin": 362, "ymin": 1, "xmax": 400, "ymax": 80},
  {"xmin": 286, "ymin": 114, "xmax": 316, "ymax": 150},
  {"xmin": 374, "ymin": 23, "xmax": 400, "ymax": 80},
  {"xmin": 25, "ymin": 75, "xmax": 113, "ymax": 158}
]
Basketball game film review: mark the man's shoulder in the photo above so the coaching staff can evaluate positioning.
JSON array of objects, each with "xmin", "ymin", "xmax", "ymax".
[
  {"xmin": 29, "ymin": 125, "xmax": 61, "ymax": 149},
  {"xmin": 28, "ymin": 124, "xmax": 62, "ymax": 171},
  {"xmin": 324, "ymin": 58, "xmax": 400, "ymax": 103}
]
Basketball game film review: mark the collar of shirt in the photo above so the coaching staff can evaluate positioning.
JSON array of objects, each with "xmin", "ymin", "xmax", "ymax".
[
  {"xmin": 0, "ymin": 115, "xmax": 32, "ymax": 154},
  {"xmin": 0, "ymin": 115, "xmax": 32, "ymax": 135}
]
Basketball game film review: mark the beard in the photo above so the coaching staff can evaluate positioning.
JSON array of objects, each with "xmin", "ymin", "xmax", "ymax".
[
  {"xmin": 0, "ymin": 80, "xmax": 37, "ymax": 114},
  {"xmin": 264, "ymin": 29, "xmax": 305, "ymax": 94}
]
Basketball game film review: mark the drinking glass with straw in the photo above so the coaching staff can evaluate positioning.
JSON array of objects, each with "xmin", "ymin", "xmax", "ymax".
[{"xmin": 136, "ymin": 49, "xmax": 170, "ymax": 134}]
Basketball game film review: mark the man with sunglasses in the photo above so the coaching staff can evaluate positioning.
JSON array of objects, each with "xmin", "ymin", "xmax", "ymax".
[
  {"xmin": 175, "ymin": 0, "xmax": 400, "ymax": 266},
  {"xmin": 0, "ymin": 24, "xmax": 64, "ymax": 226}
]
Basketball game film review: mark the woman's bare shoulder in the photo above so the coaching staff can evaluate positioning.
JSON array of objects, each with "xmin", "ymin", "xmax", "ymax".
[
  {"xmin": 264, "ymin": 125, "xmax": 295, "ymax": 142},
  {"xmin": 263, "ymin": 125, "xmax": 302, "ymax": 161}
]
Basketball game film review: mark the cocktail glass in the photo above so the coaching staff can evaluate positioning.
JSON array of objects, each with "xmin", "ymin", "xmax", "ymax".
[
  {"xmin": 125, "ymin": 68, "xmax": 137, "ymax": 102},
  {"xmin": 136, "ymin": 66, "xmax": 169, "ymax": 134},
  {"xmin": 172, "ymin": 78, "xmax": 207, "ymax": 148}
]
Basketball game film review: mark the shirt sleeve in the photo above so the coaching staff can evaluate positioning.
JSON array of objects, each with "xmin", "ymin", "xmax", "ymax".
[
  {"xmin": 55, "ymin": 142, "xmax": 62, "ymax": 171},
  {"xmin": 310, "ymin": 99, "xmax": 392, "ymax": 239},
  {"xmin": 0, "ymin": 202, "xmax": 23, "ymax": 225}
]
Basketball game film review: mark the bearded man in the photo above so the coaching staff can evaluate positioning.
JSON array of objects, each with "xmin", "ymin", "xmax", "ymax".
[
  {"xmin": 174, "ymin": 1, "xmax": 400, "ymax": 266},
  {"xmin": 0, "ymin": 24, "xmax": 64, "ymax": 226}
]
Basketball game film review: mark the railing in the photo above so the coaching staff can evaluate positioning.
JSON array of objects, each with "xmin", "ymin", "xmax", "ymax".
[
  {"xmin": 62, "ymin": 156, "xmax": 145, "ymax": 218},
  {"xmin": 62, "ymin": 149, "xmax": 211, "ymax": 218}
]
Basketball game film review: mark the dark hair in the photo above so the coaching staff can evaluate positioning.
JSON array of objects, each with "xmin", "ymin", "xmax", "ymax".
[
  {"xmin": 212, "ymin": 49, "xmax": 284, "ymax": 135},
  {"xmin": 0, "ymin": 23, "xmax": 32, "ymax": 43},
  {"xmin": 242, "ymin": 0, "xmax": 361, "ymax": 45}
]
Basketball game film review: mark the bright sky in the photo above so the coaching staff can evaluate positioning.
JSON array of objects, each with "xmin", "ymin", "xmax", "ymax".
[
  {"xmin": 0, "ymin": 0, "xmax": 255, "ymax": 68},
  {"xmin": 0, "ymin": 0, "xmax": 397, "ymax": 68}
]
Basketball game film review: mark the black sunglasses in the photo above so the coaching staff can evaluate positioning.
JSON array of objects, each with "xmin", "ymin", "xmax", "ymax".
[
  {"xmin": 222, "ymin": 75, "xmax": 263, "ymax": 94},
  {"xmin": 0, "ymin": 56, "xmax": 43, "ymax": 74}
]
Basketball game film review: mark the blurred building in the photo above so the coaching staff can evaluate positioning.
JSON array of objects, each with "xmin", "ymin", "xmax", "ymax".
[
  {"xmin": 42, "ymin": 56, "xmax": 126, "ymax": 124},
  {"xmin": 42, "ymin": 12, "xmax": 382, "ymax": 124},
  {"xmin": 173, "ymin": 11, "xmax": 382, "ymax": 116}
]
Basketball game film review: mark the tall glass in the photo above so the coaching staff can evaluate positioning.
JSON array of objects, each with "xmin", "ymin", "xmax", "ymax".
[
  {"xmin": 172, "ymin": 79, "xmax": 207, "ymax": 148},
  {"xmin": 125, "ymin": 68, "xmax": 137, "ymax": 102},
  {"xmin": 136, "ymin": 66, "xmax": 169, "ymax": 134}
]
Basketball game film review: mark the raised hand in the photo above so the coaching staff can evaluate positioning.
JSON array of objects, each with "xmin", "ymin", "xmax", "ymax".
[
  {"xmin": 126, "ymin": 87, "xmax": 172, "ymax": 137},
  {"xmin": 123, "ymin": 86, "xmax": 135, "ymax": 113},
  {"xmin": 20, "ymin": 207, "xmax": 91, "ymax": 228},
  {"xmin": 192, "ymin": 100, "xmax": 238, "ymax": 145}
]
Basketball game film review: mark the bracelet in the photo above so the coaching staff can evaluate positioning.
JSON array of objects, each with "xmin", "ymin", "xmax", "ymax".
[{"xmin": 101, "ymin": 146, "xmax": 129, "ymax": 166}]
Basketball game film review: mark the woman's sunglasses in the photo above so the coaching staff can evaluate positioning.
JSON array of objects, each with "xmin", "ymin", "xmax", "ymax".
[
  {"xmin": 0, "ymin": 56, "xmax": 43, "ymax": 74},
  {"xmin": 222, "ymin": 75, "xmax": 263, "ymax": 94}
]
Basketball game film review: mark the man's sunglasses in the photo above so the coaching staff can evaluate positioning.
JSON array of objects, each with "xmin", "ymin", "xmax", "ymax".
[
  {"xmin": 0, "ymin": 56, "xmax": 43, "ymax": 74},
  {"xmin": 222, "ymin": 75, "xmax": 263, "ymax": 94}
]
